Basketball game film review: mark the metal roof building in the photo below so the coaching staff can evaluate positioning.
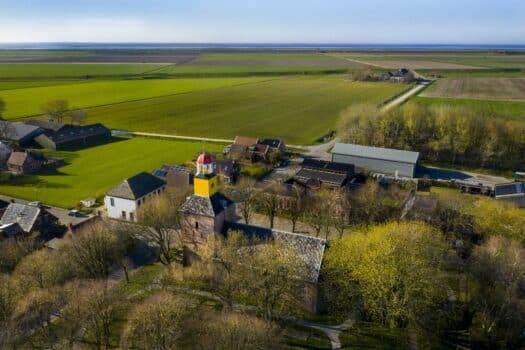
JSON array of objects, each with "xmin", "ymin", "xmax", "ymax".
[{"xmin": 331, "ymin": 143, "xmax": 420, "ymax": 178}]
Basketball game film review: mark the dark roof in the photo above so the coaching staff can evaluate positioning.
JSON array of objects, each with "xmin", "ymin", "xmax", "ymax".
[
  {"xmin": 0, "ymin": 121, "xmax": 44, "ymax": 142},
  {"xmin": 494, "ymin": 182, "xmax": 525, "ymax": 198},
  {"xmin": 260, "ymin": 138, "xmax": 283, "ymax": 149},
  {"xmin": 250, "ymin": 143, "xmax": 269, "ymax": 154},
  {"xmin": 302, "ymin": 158, "xmax": 354, "ymax": 174},
  {"xmin": 179, "ymin": 193, "xmax": 234, "ymax": 217},
  {"xmin": 40, "ymin": 123, "xmax": 110, "ymax": 144},
  {"xmin": 153, "ymin": 165, "xmax": 192, "ymax": 179},
  {"xmin": 224, "ymin": 222, "xmax": 327, "ymax": 283},
  {"xmin": 106, "ymin": 172, "xmax": 167, "ymax": 200},
  {"xmin": 295, "ymin": 168, "xmax": 348, "ymax": 187},
  {"xmin": 0, "ymin": 203, "xmax": 41, "ymax": 233},
  {"xmin": 26, "ymin": 120, "xmax": 66, "ymax": 132},
  {"xmin": 215, "ymin": 159, "xmax": 238, "ymax": 177}
]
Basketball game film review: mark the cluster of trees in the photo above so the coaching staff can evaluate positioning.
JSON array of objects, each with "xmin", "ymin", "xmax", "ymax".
[
  {"xmin": 41, "ymin": 99, "xmax": 88, "ymax": 125},
  {"xmin": 338, "ymin": 102, "xmax": 525, "ymax": 170},
  {"xmin": 322, "ymin": 199, "xmax": 525, "ymax": 348}
]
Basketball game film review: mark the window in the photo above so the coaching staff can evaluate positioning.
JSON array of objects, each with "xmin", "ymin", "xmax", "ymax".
[
  {"xmin": 110, "ymin": 198, "xmax": 115, "ymax": 207},
  {"xmin": 129, "ymin": 212, "xmax": 134, "ymax": 221},
  {"xmin": 121, "ymin": 211, "xmax": 126, "ymax": 219},
  {"xmin": 195, "ymin": 222, "xmax": 199, "ymax": 229}
]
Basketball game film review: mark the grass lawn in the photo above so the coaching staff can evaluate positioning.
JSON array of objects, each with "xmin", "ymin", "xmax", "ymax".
[
  {"xmin": 0, "ymin": 137, "xmax": 222, "ymax": 208},
  {"xmin": 413, "ymin": 96, "xmax": 525, "ymax": 120},
  {"xmin": 339, "ymin": 322, "xmax": 408, "ymax": 349},
  {"xmin": 81, "ymin": 76, "xmax": 405, "ymax": 144},
  {"xmin": 2, "ymin": 77, "xmax": 272, "ymax": 119}
]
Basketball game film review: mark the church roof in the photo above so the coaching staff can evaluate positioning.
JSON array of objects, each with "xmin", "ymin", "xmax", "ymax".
[{"xmin": 179, "ymin": 193, "xmax": 233, "ymax": 218}]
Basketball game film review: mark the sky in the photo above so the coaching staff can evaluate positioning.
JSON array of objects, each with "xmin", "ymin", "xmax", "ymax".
[{"xmin": 0, "ymin": 0, "xmax": 523, "ymax": 44}]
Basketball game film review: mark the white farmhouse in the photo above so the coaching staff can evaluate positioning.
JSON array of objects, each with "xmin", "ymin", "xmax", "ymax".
[{"xmin": 105, "ymin": 172, "xmax": 167, "ymax": 222}]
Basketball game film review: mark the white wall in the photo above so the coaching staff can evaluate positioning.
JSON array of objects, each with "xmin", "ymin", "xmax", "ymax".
[{"xmin": 105, "ymin": 196, "xmax": 137, "ymax": 221}]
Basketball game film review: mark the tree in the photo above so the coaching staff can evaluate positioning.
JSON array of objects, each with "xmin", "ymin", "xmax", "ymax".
[
  {"xmin": 285, "ymin": 186, "xmax": 306, "ymax": 233},
  {"xmin": 0, "ymin": 236, "xmax": 39, "ymax": 273},
  {"xmin": 0, "ymin": 274, "xmax": 18, "ymax": 349},
  {"xmin": 239, "ymin": 242, "xmax": 309, "ymax": 320},
  {"xmin": 136, "ymin": 194, "xmax": 184, "ymax": 265},
  {"xmin": 68, "ymin": 222, "xmax": 130, "ymax": 279},
  {"xmin": 323, "ymin": 221, "xmax": 450, "ymax": 328},
  {"xmin": 256, "ymin": 183, "xmax": 282, "ymax": 229},
  {"xmin": 41, "ymin": 99, "xmax": 70, "ymax": 123},
  {"xmin": 303, "ymin": 189, "xmax": 333, "ymax": 238},
  {"xmin": 472, "ymin": 198, "xmax": 525, "ymax": 244},
  {"xmin": 70, "ymin": 108, "xmax": 87, "ymax": 125},
  {"xmin": 0, "ymin": 97, "xmax": 15, "ymax": 141},
  {"xmin": 193, "ymin": 311, "xmax": 282, "ymax": 350},
  {"xmin": 231, "ymin": 178, "xmax": 258, "ymax": 225},
  {"xmin": 468, "ymin": 236, "xmax": 525, "ymax": 347},
  {"xmin": 121, "ymin": 292, "xmax": 195, "ymax": 350},
  {"xmin": 332, "ymin": 190, "xmax": 351, "ymax": 238}
]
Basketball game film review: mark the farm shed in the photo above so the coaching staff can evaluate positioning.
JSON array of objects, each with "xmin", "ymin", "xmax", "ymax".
[
  {"xmin": 331, "ymin": 143, "xmax": 420, "ymax": 178},
  {"xmin": 494, "ymin": 182, "xmax": 525, "ymax": 208},
  {"xmin": 34, "ymin": 123, "xmax": 111, "ymax": 151}
]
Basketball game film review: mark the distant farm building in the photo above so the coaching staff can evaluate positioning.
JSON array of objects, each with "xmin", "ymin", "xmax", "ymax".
[
  {"xmin": 7, "ymin": 151, "xmax": 42, "ymax": 175},
  {"xmin": 0, "ymin": 203, "xmax": 58, "ymax": 237},
  {"xmin": 32, "ymin": 122, "xmax": 111, "ymax": 150},
  {"xmin": 332, "ymin": 143, "xmax": 420, "ymax": 178},
  {"xmin": 153, "ymin": 165, "xmax": 194, "ymax": 190},
  {"xmin": 0, "ymin": 121, "xmax": 44, "ymax": 147},
  {"xmin": 494, "ymin": 182, "xmax": 525, "ymax": 208}
]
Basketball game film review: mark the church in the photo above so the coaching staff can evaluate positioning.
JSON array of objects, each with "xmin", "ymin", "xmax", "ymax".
[{"xmin": 178, "ymin": 153, "xmax": 327, "ymax": 312}]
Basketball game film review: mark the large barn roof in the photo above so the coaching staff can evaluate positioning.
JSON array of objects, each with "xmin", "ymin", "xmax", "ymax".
[
  {"xmin": 332, "ymin": 143, "xmax": 420, "ymax": 164},
  {"xmin": 106, "ymin": 172, "xmax": 166, "ymax": 200}
]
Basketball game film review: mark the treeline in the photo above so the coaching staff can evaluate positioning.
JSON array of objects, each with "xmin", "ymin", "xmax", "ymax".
[{"xmin": 338, "ymin": 103, "xmax": 525, "ymax": 170}]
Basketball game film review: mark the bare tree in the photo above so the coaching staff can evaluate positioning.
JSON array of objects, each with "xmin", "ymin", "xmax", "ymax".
[
  {"xmin": 304, "ymin": 190, "xmax": 332, "ymax": 238},
  {"xmin": 231, "ymin": 178, "xmax": 258, "ymax": 224},
  {"xmin": 256, "ymin": 182, "xmax": 282, "ymax": 229},
  {"xmin": 286, "ymin": 186, "xmax": 306, "ymax": 233},
  {"xmin": 332, "ymin": 190, "xmax": 351, "ymax": 238},
  {"xmin": 68, "ymin": 222, "xmax": 130, "ymax": 279},
  {"xmin": 0, "ymin": 274, "xmax": 18, "ymax": 349},
  {"xmin": 0, "ymin": 98, "xmax": 15, "ymax": 142},
  {"xmin": 41, "ymin": 99, "xmax": 70, "ymax": 123},
  {"xmin": 136, "ymin": 194, "xmax": 185, "ymax": 266},
  {"xmin": 70, "ymin": 108, "xmax": 87, "ymax": 125}
]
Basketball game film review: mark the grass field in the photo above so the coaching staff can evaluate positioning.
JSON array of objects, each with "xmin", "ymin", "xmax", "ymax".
[
  {"xmin": 76, "ymin": 76, "xmax": 405, "ymax": 144},
  {"xmin": 336, "ymin": 52, "xmax": 525, "ymax": 70},
  {"xmin": 413, "ymin": 96, "xmax": 525, "ymax": 120},
  {"xmin": 421, "ymin": 78, "xmax": 525, "ymax": 101},
  {"xmin": 0, "ymin": 137, "xmax": 222, "ymax": 208},
  {"xmin": 1, "ymin": 77, "xmax": 271, "ymax": 118}
]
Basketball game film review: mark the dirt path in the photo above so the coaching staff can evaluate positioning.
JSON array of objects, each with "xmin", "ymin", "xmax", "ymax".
[{"xmin": 380, "ymin": 84, "xmax": 428, "ymax": 111}]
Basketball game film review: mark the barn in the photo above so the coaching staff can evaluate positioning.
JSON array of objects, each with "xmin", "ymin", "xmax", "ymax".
[{"xmin": 331, "ymin": 143, "xmax": 420, "ymax": 178}]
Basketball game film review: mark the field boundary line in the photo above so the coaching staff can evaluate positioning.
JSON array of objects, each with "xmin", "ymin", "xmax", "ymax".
[{"xmin": 123, "ymin": 131, "xmax": 233, "ymax": 144}]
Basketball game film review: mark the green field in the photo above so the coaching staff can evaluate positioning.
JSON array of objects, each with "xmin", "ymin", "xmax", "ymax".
[
  {"xmin": 0, "ymin": 137, "xmax": 222, "ymax": 208},
  {"xmin": 1, "ymin": 77, "xmax": 271, "ymax": 118},
  {"xmin": 413, "ymin": 96, "xmax": 525, "ymax": 120},
  {"xmin": 78, "ymin": 76, "xmax": 405, "ymax": 144},
  {"xmin": 421, "ymin": 78, "xmax": 525, "ymax": 101},
  {"xmin": 0, "ymin": 63, "xmax": 167, "ymax": 79}
]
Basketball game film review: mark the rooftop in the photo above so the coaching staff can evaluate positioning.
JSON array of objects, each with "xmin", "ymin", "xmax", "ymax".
[
  {"xmin": 234, "ymin": 136, "xmax": 258, "ymax": 146},
  {"xmin": 494, "ymin": 182, "xmax": 525, "ymax": 198},
  {"xmin": 332, "ymin": 143, "xmax": 420, "ymax": 164},
  {"xmin": 26, "ymin": 120, "xmax": 66, "ymax": 132},
  {"xmin": 179, "ymin": 193, "xmax": 233, "ymax": 217},
  {"xmin": 0, "ymin": 121, "xmax": 44, "ymax": 142},
  {"xmin": 106, "ymin": 172, "xmax": 167, "ymax": 200},
  {"xmin": 41, "ymin": 123, "xmax": 110, "ymax": 144},
  {"xmin": 0, "ymin": 203, "xmax": 41, "ymax": 233}
]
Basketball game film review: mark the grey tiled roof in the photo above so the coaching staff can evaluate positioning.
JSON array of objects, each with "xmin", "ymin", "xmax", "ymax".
[
  {"xmin": 0, "ymin": 203, "xmax": 41, "ymax": 233},
  {"xmin": 295, "ymin": 168, "xmax": 347, "ymax": 186},
  {"xmin": 224, "ymin": 222, "xmax": 327, "ymax": 283},
  {"xmin": 0, "ymin": 121, "xmax": 44, "ymax": 142},
  {"xmin": 332, "ymin": 143, "xmax": 420, "ymax": 164},
  {"xmin": 106, "ymin": 172, "xmax": 166, "ymax": 200},
  {"xmin": 179, "ymin": 193, "xmax": 233, "ymax": 217}
]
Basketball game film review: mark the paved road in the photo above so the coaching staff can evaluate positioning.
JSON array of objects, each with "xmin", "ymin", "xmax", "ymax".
[
  {"xmin": 0, "ymin": 194, "xmax": 95, "ymax": 227},
  {"xmin": 116, "ymin": 130, "xmax": 233, "ymax": 144},
  {"xmin": 380, "ymin": 84, "xmax": 428, "ymax": 112}
]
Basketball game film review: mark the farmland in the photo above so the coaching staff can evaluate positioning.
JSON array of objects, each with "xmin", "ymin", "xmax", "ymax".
[
  {"xmin": 420, "ymin": 78, "xmax": 525, "ymax": 101},
  {"xmin": 77, "ymin": 76, "xmax": 405, "ymax": 144},
  {"xmin": 0, "ymin": 137, "xmax": 222, "ymax": 208},
  {"xmin": 1, "ymin": 77, "xmax": 272, "ymax": 118}
]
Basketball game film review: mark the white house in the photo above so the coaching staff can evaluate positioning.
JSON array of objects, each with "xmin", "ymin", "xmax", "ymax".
[{"xmin": 105, "ymin": 172, "xmax": 167, "ymax": 222}]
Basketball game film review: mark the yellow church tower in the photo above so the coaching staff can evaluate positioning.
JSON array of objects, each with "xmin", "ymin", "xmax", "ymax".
[{"xmin": 193, "ymin": 153, "xmax": 218, "ymax": 197}]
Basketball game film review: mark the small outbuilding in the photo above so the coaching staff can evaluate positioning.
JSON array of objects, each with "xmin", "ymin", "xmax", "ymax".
[
  {"xmin": 7, "ymin": 152, "xmax": 42, "ymax": 175},
  {"xmin": 331, "ymin": 143, "xmax": 420, "ymax": 178},
  {"xmin": 494, "ymin": 182, "xmax": 525, "ymax": 208}
]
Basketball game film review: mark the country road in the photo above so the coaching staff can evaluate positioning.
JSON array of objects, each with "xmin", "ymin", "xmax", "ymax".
[{"xmin": 380, "ymin": 84, "xmax": 428, "ymax": 111}]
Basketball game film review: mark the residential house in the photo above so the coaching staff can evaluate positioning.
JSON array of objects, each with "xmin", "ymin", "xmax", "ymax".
[
  {"xmin": 105, "ymin": 172, "xmax": 167, "ymax": 222},
  {"xmin": 0, "ymin": 203, "xmax": 58, "ymax": 238},
  {"xmin": 7, "ymin": 151, "xmax": 42, "ymax": 175},
  {"xmin": 0, "ymin": 121, "xmax": 45, "ymax": 147},
  {"xmin": 332, "ymin": 143, "xmax": 420, "ymax": 178},
  {"xmin": 234, "ymin": 136, "xmax": 259, "ymax": 147},
  {"xmin": 295, "ymin": 158, "xmax": 354, "ymax": 188},
  {"xmin": 33, "ymin": 123, "xmax": 111, "ymax": 151},
  {"xmin": 214, "ymin": 159, "xmax": 240, "ymax": 183},
  {"xmin": 260, "ymin": 138, "xmax": 286, "ymax": 153},
  {"xmin": 153, "ymin": 165, "xmax": 194, "ymax": 190}
]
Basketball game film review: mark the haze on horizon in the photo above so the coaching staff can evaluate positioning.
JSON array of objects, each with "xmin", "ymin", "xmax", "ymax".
[{"xmin": 0, "ymin": 0, "xmax": 523, "ymax": 44}]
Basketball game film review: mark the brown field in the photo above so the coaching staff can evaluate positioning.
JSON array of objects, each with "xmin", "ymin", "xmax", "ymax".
[
  {"xmin": 361, "ymin": 59, "xmax": 482, "ymax": 70},
  {"xmin": 420, "ymin": 78, "xmax": 525, "ymax": 101}
]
